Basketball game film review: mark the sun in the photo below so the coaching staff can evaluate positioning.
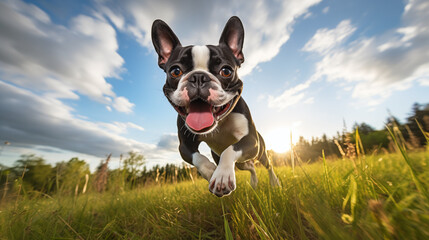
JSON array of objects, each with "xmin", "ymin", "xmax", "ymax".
[{"xmin": 263, "ymin": 127, "xmax": 298, "ymax": 153}]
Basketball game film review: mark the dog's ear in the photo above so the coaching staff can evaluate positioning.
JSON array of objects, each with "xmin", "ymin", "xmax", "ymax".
[
  {"xmin": 152, "ymin": 19, "xmax": 181, "ymax": 69},
  {"xmin": 219, "ymin": 16, "xmax": 244, "ymax": 64}
]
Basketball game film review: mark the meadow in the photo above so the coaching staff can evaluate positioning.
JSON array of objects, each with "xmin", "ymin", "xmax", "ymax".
[{"xmin": 1, "ymin": 148, "xmax": 428, "ymax": 239}]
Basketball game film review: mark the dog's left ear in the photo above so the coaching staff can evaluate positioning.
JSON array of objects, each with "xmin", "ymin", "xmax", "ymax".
[{"xmin": 219, "ymin": 16, "xmax": 245, "ymax": 64}]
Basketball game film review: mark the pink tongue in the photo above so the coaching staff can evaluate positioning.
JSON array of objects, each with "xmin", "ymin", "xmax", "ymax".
[{"xmin": 186, "ymin": 101, "xmax": 214, "ymax": 131}]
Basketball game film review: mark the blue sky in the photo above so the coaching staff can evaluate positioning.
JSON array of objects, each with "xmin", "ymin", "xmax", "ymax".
[{"xmin": 0, "ymin": 0, "xmax": 428, "ymax": 170}]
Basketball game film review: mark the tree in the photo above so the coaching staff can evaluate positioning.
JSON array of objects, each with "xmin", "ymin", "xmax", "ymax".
[
  {"xmin": 122, "ymin": 151, "xmax": 146, "ymax": 187},
  {"xmin": 405, "ymin": 102, "xmax": 429, "ymax": 147},
  {"xmin": 385, "ymin": 114, "xmax": 401, "ymax": 128},
  {"xmin": 56, "ymin": 158, "xmax": 89, "ymax": 195},
  {"xmin": 353, "ymin": 122, "xmax": 375, "ymax": 135},
  {"xmin": 14, "ymin": 154, "xmax": 54, "ymax": 192}
]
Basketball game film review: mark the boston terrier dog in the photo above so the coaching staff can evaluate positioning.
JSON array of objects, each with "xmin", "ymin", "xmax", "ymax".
[{"xmin": 151, "ymin": 16, "xmax": 280, "ymax": 197}]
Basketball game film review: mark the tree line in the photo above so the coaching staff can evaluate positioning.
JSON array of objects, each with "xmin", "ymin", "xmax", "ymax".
[
  {"xmin": 269, "ymin": 102, "xmax": 429, "ymax": 166},
  {"xmin": 1, "ymin": 102, "xmax": 428, "ymax": 200},
  {"xmin": 0, "ymin": 152, "xmax": 199, "ymax": 202}
]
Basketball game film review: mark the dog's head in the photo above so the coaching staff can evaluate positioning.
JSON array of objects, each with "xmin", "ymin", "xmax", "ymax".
[{"xmin": 151, "ymin": 16, "xmax": 244, "ymax": 134}]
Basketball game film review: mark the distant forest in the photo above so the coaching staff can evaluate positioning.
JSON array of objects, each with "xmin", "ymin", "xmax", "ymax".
[
  {"xmin": 269, "ymin": 102, "xmax": 429, "ymax": 166},
  {"xmin": 0, "ymin": 102, "xmax": 428, "ymax": 199}
]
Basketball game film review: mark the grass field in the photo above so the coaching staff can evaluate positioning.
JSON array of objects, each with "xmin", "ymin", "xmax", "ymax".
[{"xmin": 1, "ymin": 150, "xmax": 429, "ymax": 239}]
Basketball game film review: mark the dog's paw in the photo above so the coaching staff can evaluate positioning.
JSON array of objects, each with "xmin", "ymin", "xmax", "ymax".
[{"xmin": 209, "ymin": 166, "xmax": 236, "ymax": 197}]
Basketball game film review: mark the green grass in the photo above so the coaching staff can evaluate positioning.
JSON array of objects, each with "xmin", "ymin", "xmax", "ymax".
[{"xmin": 1, "ymin": 151, "xmax": 429, "ymax": 239}]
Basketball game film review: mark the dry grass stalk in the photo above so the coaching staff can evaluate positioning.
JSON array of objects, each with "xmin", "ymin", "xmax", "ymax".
[
  {"xmin": 155, "ymin": 168, "xmax": 160, "ymax": 183},
  {"xmin": 344, "ymin": 134, "xmax": 356, "ymax": 159},
  {"xmin": 387, "ymin": 136, "xmax": 396, "ymax": 152},
  {"xmin": 293, "ymin": 149, "xmax": 304, "ymax": 166},
  {"xmin": 94, "ymin": 154, "xmax": 111, "ymax": 193},
  {"xmin": 74, "ymin": 183, "xmax": 79, "ymax": 197},
  {"xmin": 187, "ymin": 165, "xmax": 194, "ymax": 184},
  {"xmin": 381, "ymin": 147, "xmax": 389, "ymax": 155},
  {"xmin": 343, "ymin": 133, "xmax": 358, "ymax": 172},
  {"xmin": 82, "ymin": 174, "xmax": 89, "ymax": 194},
  {"xmin": 405, "ymin": 124, "xmax": 420, "ymax": 149},
  {"xmin": 334, "ymin": 140, "xmax": 346, "ymax": 159},
  {"xmin": 423, "ymin": 115, "xmax": 429, "ymax": 131}
]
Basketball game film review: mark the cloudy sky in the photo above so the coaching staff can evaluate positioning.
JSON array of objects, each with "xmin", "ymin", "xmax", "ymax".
[{"xmin": 0, "ymin": 0, "xmax": 428, "ymax": 170}]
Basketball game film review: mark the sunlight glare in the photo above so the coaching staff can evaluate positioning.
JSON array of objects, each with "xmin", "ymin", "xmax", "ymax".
[{"xmin": 264, "ymin": 127, "xmax": 298, "ymax": 153}]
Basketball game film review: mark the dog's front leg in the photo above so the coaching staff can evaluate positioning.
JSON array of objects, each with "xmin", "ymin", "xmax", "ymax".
[
  {"xmin": 209, "ymin": 135, "xmax": 259, "ymax": 197},
  {"xmin": 178, "ymin": 141, "xmax": 216, "ymax": 181},
  {"xmin": 192, "ymin": 153, "xmax": 216, "ymax": 181}
]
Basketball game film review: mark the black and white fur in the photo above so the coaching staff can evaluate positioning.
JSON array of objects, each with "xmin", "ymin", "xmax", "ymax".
[{"xmin": 152, "ymin": 16, "xmax": 280, "ymax": 197}]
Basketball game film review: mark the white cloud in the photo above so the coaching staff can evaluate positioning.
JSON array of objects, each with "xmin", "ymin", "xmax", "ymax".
[
  {"xmin": 303, "ymin": 12, "xmax": 313, "ymax": 19},
  {"xmin": 377, "ymin": 26, "xmax": 419, "ymax": 52},
  {"xmin": 99, "ymin": 0, "xmax": 322, "ymax": 76},
  {"xmin": 420, "ymin": 78, "xmax": 429, "ymax": 86},
  {"xmin": 0, "ymin": 81, "xmax": 152, "ymax": 157},
  {"xmin": 0, "ymin": 0, "xmax": 132, "ymax": 107},
  {"xmin": 302, "ymin": 20, "xmax": 356, "ymax": 54},
  {"xmin": 126, "ymin": 122, "xmax": 145, "ymax": 131},
  {"xmin": 0, "ymin": 81, "xmax": 180, "ymax": 164},
  {"xmin": 271, "ymin": 0, "xmax": 429, "ymax": 108},
  {"xmin": 313, "ymin": 0, "xmax": 429, "ymax": 104},
  {"xmin": 98, "ymin": 121, "xmax": 144, "ymax": 135},
  {"xmin": 113, "ymin": 96, "xmax": 135, "ymax": 114},
  {"xmin": 303, "ymin": 97, "xmax": 314, "ymax": 104},
  {"xmin": 322, "ymin": 6, "xmax": 330, "ymax": 14},
  {"xmin": 267, "ymin": 79, "xmax": 314, "ymax": 110}
]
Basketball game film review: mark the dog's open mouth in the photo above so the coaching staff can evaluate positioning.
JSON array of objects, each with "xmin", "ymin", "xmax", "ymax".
[{"xmin": 174, "ymin": 98, "xmax": 234, "ymax": 133}]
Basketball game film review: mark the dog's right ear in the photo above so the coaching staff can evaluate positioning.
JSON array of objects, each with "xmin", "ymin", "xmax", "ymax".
[{"xmin": 151, "ymin": 20, "xmax": 181, "ymax": 70}]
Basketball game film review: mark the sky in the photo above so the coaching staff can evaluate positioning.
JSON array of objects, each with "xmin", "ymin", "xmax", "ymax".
[{"xmin": 0, "ymin": 0, "xmax": 428, "ymax": 171}]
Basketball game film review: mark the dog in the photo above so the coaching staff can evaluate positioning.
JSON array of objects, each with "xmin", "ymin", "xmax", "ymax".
[{"xmin": 151, "ymin": 16, "xmax": 280, "ymax": 197}]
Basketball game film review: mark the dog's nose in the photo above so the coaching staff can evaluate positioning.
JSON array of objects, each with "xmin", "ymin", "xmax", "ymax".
[{"xmin": 189, "ymin": 73, "xmax": 210, "ymax": 87}]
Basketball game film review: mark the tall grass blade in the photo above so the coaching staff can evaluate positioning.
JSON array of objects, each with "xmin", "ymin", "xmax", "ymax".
[
  {"xmin": 291, "ymin": 131, "xmax": 295, "ymax": 175},
  {"xmin": 247, "ymin": 202, "xmax": 273, "ymax": 240},
  {"xmin": 293, "ymin": 187, "xmax": 307, "ymax": 240},
  {"xmin": 15, "ymin": 164, "xmax": 27, "ymax": 207},
  {"xmin": 415, "ymin": 119, "xmax": 429, "ymax": 145},
  {"xmin": 341, "ymin": 175, "xmax": 357, "ymax": 224},
  {"xmin": 386, "ymin": 126, "xmax": 429, "ymax": 201},
  {"xmin": 322, "ymin": 150, "xmax": 332, "ymax": 195},
  {"xmin": 221, "ymin": 199, "xmax": 234, "ymax": 240},
  {"xmin": 58, "ymin": 215, "xmax": 84, "ymax": 240},
  {"xmin": 355, "ymin": 127, "xmax": 365, "ymax": 156}
]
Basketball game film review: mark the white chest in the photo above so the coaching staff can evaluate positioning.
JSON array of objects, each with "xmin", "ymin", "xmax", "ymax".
[{"xmin": 199, "ymin": 113, "xmax": 249, "ymax": 155}]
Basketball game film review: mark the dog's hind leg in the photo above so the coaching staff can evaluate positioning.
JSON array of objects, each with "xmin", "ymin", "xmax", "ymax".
[
  {"xmin": 236, "ymin": 160, "xmax": 258, "ymax": 189},
  {"xmin": 260, "ymin": 151, "xmax": 281, "ymax": 187},
  {"xmin": 257, "ymin": 132, "xmax": 281, "ymax": 187}
]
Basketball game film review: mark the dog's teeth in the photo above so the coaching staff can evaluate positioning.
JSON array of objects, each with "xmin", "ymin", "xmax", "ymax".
[{"xmin": 213, "ymin": 106, "xmax": 219, "ymax": 113}]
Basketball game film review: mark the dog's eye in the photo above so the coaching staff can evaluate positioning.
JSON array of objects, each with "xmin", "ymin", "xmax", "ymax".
[
  {"xmin": 220, "ymin": 67, "xmax": 232, "ymax": 78},
  {"xmin": 170, "ymin": 67, "xmax": 183, "ymax": 78}
]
